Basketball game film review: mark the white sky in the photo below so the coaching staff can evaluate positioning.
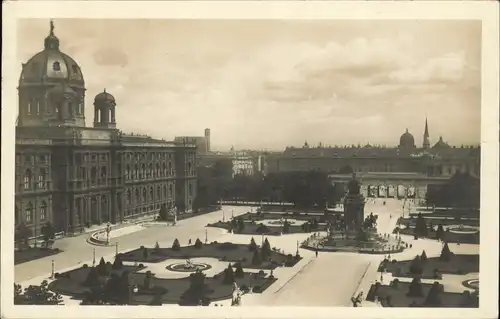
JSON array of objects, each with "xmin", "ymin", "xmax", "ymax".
[{"xmin": 17, "ymin": 19, "xmax": 481, "ymax": 151}]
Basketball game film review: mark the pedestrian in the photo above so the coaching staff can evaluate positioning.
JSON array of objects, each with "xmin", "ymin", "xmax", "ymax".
[
  {"xmin": 315, "ymin": 249, "xmax": 318, "ymax": 258},
  {"xmin": 188, "ymin": 238, "xmax": 192, "ymax": 245}
]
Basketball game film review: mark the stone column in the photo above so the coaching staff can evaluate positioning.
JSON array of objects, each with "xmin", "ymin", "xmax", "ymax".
[
  {"xmin": 94, "ymin": 108, "xmax": 99, "ymax": 123},
  {"xmin": 97, "ymin": 195, "xmax": 101, "ymax": 223},
  {"xmin": 111, "ymin": 108, "xmax": 116, "ymax": 123}
]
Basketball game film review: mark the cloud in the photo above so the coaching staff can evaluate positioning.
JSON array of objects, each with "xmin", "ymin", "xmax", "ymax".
[{"xmin": 92, "ymin": 47, "xmax": 129, "ymax": 67}]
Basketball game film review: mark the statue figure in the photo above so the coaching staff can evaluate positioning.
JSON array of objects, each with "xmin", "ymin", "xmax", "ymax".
[{"xmin": 347, "ymin": 173, "xmax": 361, "ymax": 195}]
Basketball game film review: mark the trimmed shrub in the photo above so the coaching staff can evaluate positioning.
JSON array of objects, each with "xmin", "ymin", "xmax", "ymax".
[
  {"xmin": 194, "ymin": 238, "xmax": 203, "ymax": 249},
  {"xmin": 234, "ymin": 262, "xmax": 244, "ymax": 278},
  {"xmin": 172, "ymin": 238, "xmax": 181, "ymax": 251},
  {"xmin": 251, "ymin": 250, "xmax": 262, "ymax": 265},
  {"xmin": 248, "ymin": 237, "xmax": 258, "ymax": 252}
]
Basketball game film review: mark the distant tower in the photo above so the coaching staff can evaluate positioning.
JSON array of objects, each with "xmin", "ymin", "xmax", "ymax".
[
  {"xmin": 204, "ymin": 128, "xmax": 211, "ymax": 152},
  {"xmin": 423, "ymin": 117, "xmax": 430, "ymax": 149},
  {"xmin": 93, "ymin": 89, "xmax": 116, "ymax": 129}
]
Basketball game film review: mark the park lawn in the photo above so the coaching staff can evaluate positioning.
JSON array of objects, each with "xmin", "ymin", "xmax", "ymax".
[
  {"xmin": 400, "ymin": 217, "xmax": 480, "ymax": 227},
  {"xmin": 49, "ymin": 262, "xmax": 276, "ymax": 305},
  {"xmin": 381, "ymin": 254, "xmax": 479, "ymax": 279},
  {"xmin": 235, "ymin": 211, "xmax": 339, "ymax": 223},
  {"xmin": 207, "ymin": 221, "xmax": 316, "ymax": 236},
  {"xmin": 15, "ymin": 247, "xmax": 62, "ymax": 265},
  {"xmin": 366, "ymin": 281, "xmax": 478, "ymax": 307},
  {"xmin": 396, "ymin": 226, "xmax": 480, "ymax": 244},
  {"xmin": 120, "ymin": 242, "xmax": 302, "ymax": 270}
]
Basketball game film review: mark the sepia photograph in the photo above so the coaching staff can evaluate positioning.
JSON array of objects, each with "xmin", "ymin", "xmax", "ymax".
[{"xmin": 1, "ymin": 2, "xmax": 498, "ymax": 319}]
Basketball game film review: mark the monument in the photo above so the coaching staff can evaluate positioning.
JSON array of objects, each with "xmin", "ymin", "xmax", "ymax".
[{"xmin": 343, "ymin": 173, "xmax": 365, "ymax": 231}]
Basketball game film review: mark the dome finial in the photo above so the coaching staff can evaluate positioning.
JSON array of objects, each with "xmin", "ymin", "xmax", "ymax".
[
  {"xmin": 50, "ymin": 20, "xmax": 55, "ymax": 36},
  {"xmin": 104, "ymin": 88, "xmax": 107, "ymax": 93},
  {"xmin": 406, "ymin": 128, "xmax": 409, "ymax": 133}
]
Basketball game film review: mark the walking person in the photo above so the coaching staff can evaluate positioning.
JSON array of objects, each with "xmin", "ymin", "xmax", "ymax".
[
  {"xmin": 188, "ymin": 238, "xmax": 192, "ymax": 245},
  {"xmin": 315, "ymin": 249, "xmax": 318, "ymax": 258}
]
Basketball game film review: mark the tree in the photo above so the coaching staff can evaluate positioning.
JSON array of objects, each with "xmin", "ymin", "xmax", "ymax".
[
  {"xmin": 143, "ymin": 271, "xmax": 153, "ymax": 290},
  {"xmin": 248, "ymin": 237, "xmax": 257, "ymax": 251},
  {"xmin": 234, "ymin": 262, "xmax": 244, "ymax": 278},
  {"xmin": 424, "ymin": 281, "xmax": 442, "ymax": 307},
  {"xmin": 182, "ymin": 270, "xmax": 207, "ymax": 305},
  {"xmin": 261, "ymin": 238, "xmax": 271, "ymax": 260},
  {"xmin": 256, "ymin": 224, "xmax": 270, "ymax": 234},
  {"xmin": 421, "ymin": 250, "xmax": 428, "ymax": 262},
  {"xmin": 97, "ymin": 257, "xmax": 108, "ymax": 276},
  {"xmin": 112, "ymin": 254, "xmax": 124, "ymax": 270},
  {"xmin": 154, "ymin": 241, "xmax": 160, "ymax": 252},
  {"xmin": 15, "ymin": 222, "xmax": 32, "ymax": 250},
  {"xmin": 83, "ymin": 267, "xmax": 101, "ymax": 287},
  {"xmin": 223, "ymin": 264, "xmax": 235, "ymax": 284},
  {"xmin": 283, "ymin": 221, "xmax": 290, "ymax": 234},
  {"xmin": 158, "ymin": 204, "xmax": 168, "ymax": 221},
  {"xmin": 237, "ymin": 218, "xmax": 245, "ymax": 232},
  {"xmin": 251, "ymin": 249, "xmax": 262, "ymax": 265},
  {"xmin": 194, "ymin": 238, "xmax": 203, "ymax": 249},
  {"xmin": 172, "ymin": 238, "xmax": 181, "ymax": 251},
  {"xmin": 406, "ymin": 277, "xmax": 424, "ymax": 297},
  {"xmin": 142, "ymin": 247, "xmax": 148, "ymax": 259},
  {"xmin": 436, "ymin": 224, "xmax": 445, "ymax": 241},
  {"xmin": 439, "ymin": 242, "xmax": 453, "ymax": 262},
  {"xmin": 41, "ymin": 222, "xmax": 55, "ymax": 248},
  {"xmin": 14, "ymin": 281, "xmax": 63, "ymax": 305},
  {"xmin": 409, "ymin": 255, "xmax": 423, "ymax": 275},
  {"xmin": 414, "ymin": 213, "xmax": 428, "ymax": 238}
]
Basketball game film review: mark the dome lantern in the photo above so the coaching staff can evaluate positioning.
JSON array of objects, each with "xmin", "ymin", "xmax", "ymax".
[{"xmin": 44, "ymin": 20, "xmax": 60, "ymax": 51}]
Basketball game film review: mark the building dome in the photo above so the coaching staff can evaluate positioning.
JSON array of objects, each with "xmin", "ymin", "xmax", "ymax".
[
  {"xmin": 19, "ymin": 21, "xmax": 84, "ymax": 88},
  {"xmin": 94, "ymin": 89, "xmax": 116, "ymax": 104},
  {"xmin": 399, "ymin": 129, "xmax": 416, "ymax": 148},
  {"xmin": 433, "ymin": 136, "xmax": 451, "ymax": 149}
]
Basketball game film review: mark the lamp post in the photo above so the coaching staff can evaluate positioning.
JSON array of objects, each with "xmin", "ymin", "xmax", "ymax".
[
  {"xmin": 296, "ymin": 240, "xmax": 299, "ymax": 255},
  {"xmin": 205, "ymin": 228, "xmax": 208, "ymax": 244},
  {"xmin": 115, "ymin": 242, "xmax": 118, "ymax": 257},
  {"xmin": 261, "ymin": 234, "xmax": 264, "ymax": 246},
  {"xmin": 231, "ymin": 209, "xmax": 234, "ymax": 219},
  {"xmin": 92, "ymin": 248, "xmax": 96, "ymax": 267},
  {"xmin": 105, "ymin": 222, "xmax": 111, "ymax": 246},
  {"xmin": 222, "ymin": 208, "xmax": 225, "ymax": 223},
  {"xmin": 50, "ymin": 259, "xmax": 55, "ymax": 279}
]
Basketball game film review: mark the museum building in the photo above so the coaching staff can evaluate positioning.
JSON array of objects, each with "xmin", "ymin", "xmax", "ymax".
[{"xmin": 14, "ymin": 22, "xmax": 198, "ymax": 237}]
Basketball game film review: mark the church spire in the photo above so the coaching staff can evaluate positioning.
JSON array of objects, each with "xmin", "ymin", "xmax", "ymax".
[{"xmin": 423, "ymin": 116, "xmax": 430, "ymax": 149}]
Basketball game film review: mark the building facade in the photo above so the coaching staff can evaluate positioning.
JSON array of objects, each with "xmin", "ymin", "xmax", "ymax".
[
  {"xmin": 15, "ymin": 22, "xmax": 197, "ymax": 237},
  {"xmin": 174, "ymin": 128, "xmax": 211, "ymax": 154},
  {"xmin": 264, "ymin": 121, "xmax": 480, "ymax": 179}
]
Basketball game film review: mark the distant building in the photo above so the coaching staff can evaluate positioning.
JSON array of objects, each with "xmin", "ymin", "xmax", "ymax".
[
  {"xmin": 174, "ymin": 128, "xmax": 211, "ymax": 154},
  {"xmin": 15, "ymin": 21, "xmax": 197, "ymax": 236},
  {"xmin": 264, "ymin": 119, "xmax": 480, "ymax": 179}
]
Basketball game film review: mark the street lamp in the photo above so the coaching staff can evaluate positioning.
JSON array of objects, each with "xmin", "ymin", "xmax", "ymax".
[
  {"xmin": 231, "ymin": 209, "xmax": 234, "ymax": 219},
  {"xmin": 261, "ymin": 234, "xmax": 264, "ymax": 246},
  {"xmin": 92, "ymin": 248, "xmax": 96, "ymax": 267},
  {"xmin": 105, "ymin": 222, "xmax": 111, "ymax": 246},
  {"xmin": 296, "ymin": 240, "xmax": 299, "ymax": 255},
  {"xmin": 222, "ymin": 208, "xmax": 225, "ymax": 222},
  {"xmin": 50, "ymin": 259, "xmax": 55, "ymax": 279},
  {"xmin": 205, "ymin": 228, "xmax": 208, "ymax": 244},
  {"xmin": 115, "ymin": 242, "xmax": 118, "ymax": 257}
]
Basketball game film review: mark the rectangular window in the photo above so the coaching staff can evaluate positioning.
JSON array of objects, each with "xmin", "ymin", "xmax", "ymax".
[
  {"xmin": 25, "ymin": 210, "xmax": 32, "ymax": 222},
  {"xmin": 40, "ymin": 207, "xmax": 46, "ymax": 220},
  {"xmin": 24, "ymin": 176, "xmax": 30, "ymax": 190}
]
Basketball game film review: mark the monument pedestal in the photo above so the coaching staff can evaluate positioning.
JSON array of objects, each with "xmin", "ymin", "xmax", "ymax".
[{"xmin": 344, "ymin": 193, "xmax": 365, "ymax": 231}]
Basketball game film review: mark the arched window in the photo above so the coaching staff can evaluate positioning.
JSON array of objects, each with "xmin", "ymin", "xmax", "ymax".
[
  {"xmin": 40, "ymin": 201, "xmax": 47, "ymax": 220},
  {"xmin": 188, "ymin": 162, "xmax": 192, "ymax": 175},
  {"xmin": 36, "ymin": 100, "xmax": 40, "ymax": 115},
  {"xmin": 100, "ymin": 166, "xmax": 107, "ymax": 182},
  {"xmin": 169, "ymin": 184, "xmax": 173, "ymax": 198},
  {"xmin": 142, "ymin": 188, "xmax": 147, "ymax": 202},
  {"xmin": 168, "ymin": 162, "xmax": 172, "ymax": 176},
  {"xmin": 150, "ymin": 187, "xmax": 154, "ymax": 202},
  {"xmin": 162, "ymin": 163, "xmax": 167, "ymax": 176},
  {"xmin": 134, "ymin": 164, "xmax": 138, "ymax": 179},
  {"xmin": 188, "ymin": 183, "xmax": 193, "ymax": 196},
  {"xmin": 140, "ymin": 164, "xmax": 145, "ymax": 179},
  {"xmin": 163, "ymin": 185, "xmax": 167, "ymax": 198},
  {"xmin": 126, "ymin": 165, "xmax": 131, "ymax": 180},
  {"xmin": 38, "ymin": 168, "xmax": 46, "ymax": 189},
  {"xmin": 148, "ymin": 164, "xmax": 152, "ymax": 178},
  {"xmin": 156, "ymin": 163, "xmax": 160, "ymax": 177},
  {"xmin": 25, "ymin": 202, "xmax": 33, "ymax": 222},
  {"xmin": 23, "ymin": 169, "xmax": 32, "ymax": 190},
  {"xmin": 127, "ymin": 190, "xmax": 132, "ymax": 205},
  {"xmin": 27, "ymin": 101, "xmax": 32, "ymax": 115},
  {"xmin": 156, "ymin": 186, "xmax": 161, "ymax": 200},
  {"xmin": 90, "ymin": 167, "xmax": 97, "ymax": 184},
  {"xmin": 135, "ymin": 189, "xmax": 140, "ymax": 203}
]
